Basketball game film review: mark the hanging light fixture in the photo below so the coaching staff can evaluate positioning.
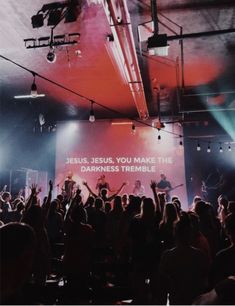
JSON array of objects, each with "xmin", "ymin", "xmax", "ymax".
[
  {"xmin": 89, "ymin": 101, "xmax": 95, "ymax": 122},
  {"xmin": 219, "ymin": 143, "xmax": 223, "ymax": 153},
  {"xmin": 31, "ymin": 73, "xmax": 38, "ymax": 97},
  {"xmin": 158, "ymin": 132, "xmax": 161, "ymax": 140},
  {"xmin": 197, "ymin": 141, "xmax": 201, "ymax": 151},
  {"xmin": 179, "ymin": 135, "xmax": 183, "ymax": 146},
  {"xmin": 228, "ymin": 144, "xmax": 232, "ymax": 152},
  {"xmin": 132, "ymin": 123, "xmax": 136, "ymax": 134},
  {"xmin": 207, "ymin": 143, "xmax": 211, "ymax": 153}
]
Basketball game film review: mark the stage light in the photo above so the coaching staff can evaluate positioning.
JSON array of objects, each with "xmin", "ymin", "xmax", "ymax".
[
  {"xmin": 89, "ymin": 101, "xmax": 95, "ymax": 122},
  {"xmin": 31, "ymin": 14, "xmax": 44, "ymax": 28},
  {"xmin": 47, "ymin": 9, "xmax": 62, "ymax": 26},
  {"xmin": 47, "ymin": 48, "xmax": 56, "ymax": 63},
  {"xmin": 158, "ymin": 134, "xmax": 161, "ymax": 140},
  {"xmin": 197, "ymin": 142, "xmax": 201, "ymax": 151},
  {"xmin": 147, "ymin": 34, "xmax": 169, "ymax": 56},
  {"xmin": 31, "ymin": 74, "xmax": 37, "ymax": 97},
  {"xmin": 65, "ymin": 3, "xmax": 80, "ymax": 23},
  {"xmin": 228, "ymin": 144, "xmax": 232, "ymax": 152},
  {"xmin": 68, "ymin": 122, "xmax": 77, "ymax": 132}
]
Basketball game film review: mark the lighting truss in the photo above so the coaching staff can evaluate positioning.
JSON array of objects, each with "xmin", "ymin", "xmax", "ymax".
[{"xmin": 24, "ymin": 32, "xmax": 80, "ymax": 49}]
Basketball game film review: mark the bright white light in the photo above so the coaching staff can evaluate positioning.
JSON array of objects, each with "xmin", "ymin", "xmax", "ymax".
[
  {"xmin": 68, "ymin": 122, "xmax": 78, "ymax": 132},
  {"xmin": 89, "ymin": 115, "xmax": 95, "ymax": 123},
  {"xmin": 197, "ymin": 144, "xmax": 201, "ymax": 151},
  {"xmin": 14, "ymin": 94, "xmax": 45, "ymax": 99},
  {"xmin": 148, "ymin": 46, "xmax": 169, "ymax": 57}
]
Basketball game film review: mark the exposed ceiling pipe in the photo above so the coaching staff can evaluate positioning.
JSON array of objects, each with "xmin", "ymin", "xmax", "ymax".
[
  {"xmin": 102, "ymin": 0, "xmax": 149, "ymax": 120},
  {"xmin": 167, "ymin": 28, "xmax": 235, "ymax": 41},
  {"xmin": 151, "ymin": 0, "xmax": 158, "ymax": 36}
]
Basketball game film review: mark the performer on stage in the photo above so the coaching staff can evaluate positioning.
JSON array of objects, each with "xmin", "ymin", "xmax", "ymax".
[
  {"xmin": 156, "ymin": 173, "xmax": 172, "ymax": 202},
  {"xmin": 96, "ymin": 175, "xmax": 111, "ymax": 194},
  {"xmin": 132, "ymin": 180, "xmax": 145, "ymax": 197},
  {"xmin": 63, "ymin": 172, "xmax": 76, "ymax": 200}
]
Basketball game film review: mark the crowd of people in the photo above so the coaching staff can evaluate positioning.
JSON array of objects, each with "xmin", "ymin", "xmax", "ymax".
[{"xmin": 0, "ymin": 176, "xmax": 235, "ymax": 305}]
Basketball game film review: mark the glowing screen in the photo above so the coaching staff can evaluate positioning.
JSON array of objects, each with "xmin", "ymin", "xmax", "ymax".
[{"xmin": 55, "ymin": 121, "xmax": 188, "ymax": 208}]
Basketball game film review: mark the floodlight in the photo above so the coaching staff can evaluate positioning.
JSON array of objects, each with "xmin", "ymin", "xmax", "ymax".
[
  {"xmin": 147, "ymin": 34, "xmax": 169, "ymax": 56},
  {"xmin": 31, "ymin": 14, "xmax": 44, "ymax": 28}
]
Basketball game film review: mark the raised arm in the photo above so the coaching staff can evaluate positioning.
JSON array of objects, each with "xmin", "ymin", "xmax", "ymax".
[
  {"xmin": 150, "ymin": 180, "xmax": 161, "ymax": 214},
  {"xmin": 108, "ymin": 182, "xmax": 126, "ymax": 201},
  {"xmin": 25, "ymin": 184, "xmax": 37, "ymax": 211},
  {"xmin": 64, "ymin": 187, "xmax": 82, "ymax": 224},
  {"xmin": 42, "ymin": 180, "xmax": 53, "ymax": 218},
  {"xmin": 83, "ymin": 181, "xmax": 98, "ymax": 198}
]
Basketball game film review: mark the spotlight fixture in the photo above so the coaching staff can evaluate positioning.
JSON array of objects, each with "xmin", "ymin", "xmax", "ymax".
[
  {"xmin": 89, "ymin": 101, "xmax": 95, "ymax": 122},
  {"xmin": 197, "ymin": 142, "xmax": 201, "ymax": 151},
  {"xmin": 47, "ymin": 48, "xmax": 56, "ymax": 63},
  {"xmin": 147, "ymin": 34, "xmax": 169, "ymax": 56},
  {"xmin": 47, "ymin": 9, "xmax": 62, "ymax": 26},
  {"xmin": 219, "ymin": 144, "xmax": 223, "ymax": 153},
  {"xmin": 31, "ymin": 13, "xmax": 44, "ymax": 28},
  {"xmin": 31, "ymin": 0, "xmax": 80, "ymax": 29},
  {"xmin": 228, "ymin": 144, "xmax": 232, "ymax": 152},
  {"xmin": 147, "ymin": 0, "xmax": 169, "ymax": 56},
  {"xmin": 158, "ymin": 134, "xmax": 161, "ymax": 140}
]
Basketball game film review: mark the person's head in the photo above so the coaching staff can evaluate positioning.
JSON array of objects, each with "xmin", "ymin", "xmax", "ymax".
[
  {"xmin": 173, "ymin": 199, "xmax": 182, "ymax": 214},
  {"xmin": 95, "ymin": 197, "xmax": 103, "ymax": 210},
  {"xmin": 171, "ymin": 196, "xmax": 179, "ymax": 202},
  {"xmin": 135, "ymin": 180, "xmax": 141, "ymax": 188},
  {"xmin": 163, "ymin": 202, "xmax": 179, "ymax": 223},
  {"xmin": 140, "ymin": 197, "xmax": 156, "ymax": 219},
  {"xmin": 113, "ymin": 196, "xmax": 123, "ymax": 212},
  {"xmin": 86, "ymin": 195, "xmax": 95, "ymax": 207},
  {"xmin": 104, "ymin": 201, "xmax": 111, "ymax": 214},
  {"xmin": 188, "ymin": 211, "xmax": 200, "ymax": 235},
  {"xmin": 57, "ymin": 194, "xmax": 64, "ymax": 203},
  {"xmin": 224, "ymin": 213, "xmax": 235, "ymax": 244},
  {"xmin": 22, "ymin": 205, "xmax": 44, "ymax": 229},
  {"xmin": 2, "ymin": 192, "xmax": 11, "ymax": 202},
  {"xmin": 122, "ymin": 193, "xmax": 128, "ymax": 204},
  {"xmin": 174, "ymin": 213, "xmax": 192, "ymax": 245},
  {"xmin": 0, "ymin": 223, "xmax": 36, "ymax": 302},
  {"xmin": 160, "ymin": 173, "xmax": 166, "ymax": 180},
  {"xmin": 99, "ymin": 175, "xmax": 105, "ymax": 183},
  {"xmin": 49, "ymin": 200, "xmax": 59, "ymax": 213},
  {"xmin": 100, "ymin": 188, "xmax": 108, "ymax": 197},
  {"xmin": 71, "ymin": 205, "xmax": 87, "ymax": 224},
  {"xmin": 16, "ymin": 201, "xmax": 25, "ymax": 212},
  {"xmin": 193, "ymin": 195, "xmax": 202, "ymax": 205},
  {"xmin": 194, "ymin": 200, "xmax": 207, "ymax": 217}
]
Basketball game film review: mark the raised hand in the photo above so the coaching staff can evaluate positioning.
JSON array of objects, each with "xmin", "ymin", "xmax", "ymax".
[
  {"xmin": 49, "ymin": 180, "xmax": 53, "ymax": 191},
  {"xmin": 150, "ymin": 180, "xmax": 157, "ymax": 189},
  {"xmin": 30, "ymin": 184, "xmax": 37, "ymax": 195},
  {"xmin": 82, "ymin": 181, "xmax": 88, "ymax": 186}
]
